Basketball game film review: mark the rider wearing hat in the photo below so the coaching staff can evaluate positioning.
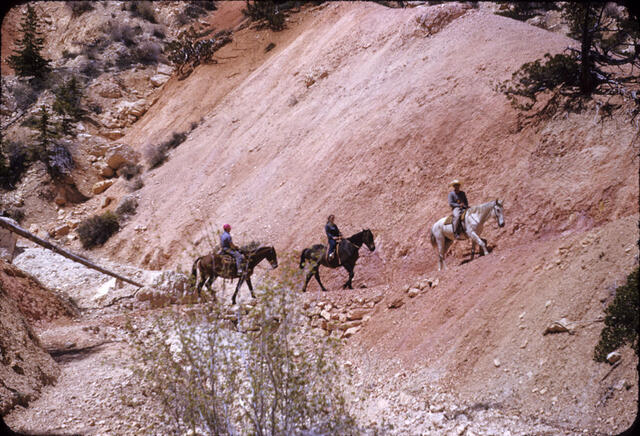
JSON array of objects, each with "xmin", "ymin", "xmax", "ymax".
[
  {"xmin": 220, "ymin": 223, "xmax": 244, "ymax": 275},
  {"xmin": 325, "ymin": 214, "xmax": 342, "ymax": 261},
  {"xmin": 448, "ymin": 179, "xmax": 468, "ymax": 239}
]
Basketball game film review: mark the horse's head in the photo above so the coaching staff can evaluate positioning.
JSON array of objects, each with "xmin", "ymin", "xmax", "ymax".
[
  {"xmin": 494, "ymin": 199, "xmax": 505, "ymax": 228},
  {"xmin": 362, "ymin": 229, "xmax": 376, "ymax": 251},
  {"xmin": 265, "ymin": 246, "xmax": 278, "ymax": 269}
]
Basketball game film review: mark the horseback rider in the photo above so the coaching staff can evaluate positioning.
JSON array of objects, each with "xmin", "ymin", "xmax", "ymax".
[
  {"xmin": 325, "ymin": 214, "xmax": 342, "ymax": 261},
  {"xmin": 448, "ymin": 179, "xmax": 469, "ymax": 239},
  {"xmin": 220, "ymin": 223, "xmax": 244, "ymax": 275}
]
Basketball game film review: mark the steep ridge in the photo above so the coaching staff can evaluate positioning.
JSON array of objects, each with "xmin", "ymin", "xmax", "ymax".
[{"xmin": 106, "ymin": 2, "xmax": 637, "ymax": 278}]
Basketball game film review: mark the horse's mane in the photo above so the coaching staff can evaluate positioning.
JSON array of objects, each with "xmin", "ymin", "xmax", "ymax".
[
  {"xmin": 241, "ymin": 241, "xmax": 262, "ymax": 253},
  {"xmin": 468, "ymin": 200, "xmax": 496, "ymax": 214}
]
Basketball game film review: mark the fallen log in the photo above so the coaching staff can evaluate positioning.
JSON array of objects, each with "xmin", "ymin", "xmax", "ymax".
[{"xmin": 0, "ymin": 217, "xmax": 143, "ymax": 288}]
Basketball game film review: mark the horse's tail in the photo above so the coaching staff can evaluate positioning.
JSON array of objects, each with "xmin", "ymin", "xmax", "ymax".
[
  {"xmin": 299, "ymin": 249, "xmax": 308, "ymax": 269},
  {"xmin": 191, "ymin": 256, "xmax": 203, "ymax": 280},
  {"xmin": 430, "ymin": 227, "xmax": 437, "ymax": 247}
]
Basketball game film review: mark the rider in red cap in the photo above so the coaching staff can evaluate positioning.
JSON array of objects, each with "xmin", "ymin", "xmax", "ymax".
[{"xmin": 220, "ymin": 223, "xmax": 244, "ymax": 274}]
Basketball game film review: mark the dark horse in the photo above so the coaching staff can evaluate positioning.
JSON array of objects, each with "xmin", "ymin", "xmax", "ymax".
[
  {"xmin": 299, "ymin": 229, "xmax": 375, "ymax": 292},
  {"xmin": 191, "ymin": 245, "xmax": 278, "ymax": 304}
]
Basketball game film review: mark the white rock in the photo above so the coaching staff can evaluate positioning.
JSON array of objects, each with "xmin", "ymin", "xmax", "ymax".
[
  {"xmin": 150, "ymin": 74, "xmax": 169, "ymax": 87},
  {"xmin": 607, "ymin": 351, "xmax": 622, "ymax": 364},
  {"xmin": 493, "ymin": 358, "xmax": 501, "ymax": 367}
]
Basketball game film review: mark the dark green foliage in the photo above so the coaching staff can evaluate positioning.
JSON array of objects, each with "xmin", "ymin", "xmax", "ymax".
[
  {"xmin": 494, "ymin": 2, "xmax": 558, "ymax": 21},
  {"xmin": 243, "ymin": 0, "xmax": 285, "ymax": 31},
  {"xmin": 129, "ymin": 1, "xmax": 157, "ymax": 23},
  {"xmin": 594, "ymin": 267, "xmax": 639, "ymax": 362},
  {"xmin": 67, "ymin": 1, "xmax": 95, "ymax": 17},
  {"xmin": 8, "ymin": 5, "xmax": 51, "ymax": 79},
  {"xmin": 499, "ymin": 53, "xmax": 580, "ymax": 110},
  {"xmin": 77, "ymin": 211, "xmax": 120, "ymax": 249},
  {"xmin": 108, "ymin": 21, "xmax": 137, "ymax": 46},
  {"xmin": 165, "ymin": 28, "xmax": 232, "ymax": 76},
  {"xmin": 164, "ymin": 131, "xmax": 187, "ymax": 150},
  {"xmin": 501, "ymin": 2, "xmax": 639, "ymax": 113},
  {"xmin": 8, "ymin": 80, "xmax": 40, "ymax": 111},
  {"xmin": 34, "ymin": 105, "xmax": 55, "ymax": 161},
  {"xmin": 0, "ymin": 142, "xmax": 29, "ymax": 190},
  {"xmin": 45, "ymin": 142, "xmax": 74, "ymax": 181},
  {"xmin": 53, "ymin": 76, "xmax": 85, "ymax": 136}
]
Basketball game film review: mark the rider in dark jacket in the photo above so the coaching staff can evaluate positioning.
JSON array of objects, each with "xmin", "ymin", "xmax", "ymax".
[
  {"xmin": 220, "ymin": 223, "xmax": 244, "ymax": 274},
  {"xmin": 325, "ymin": 215, "xmax": 342, "ymax": 260},
  {"xmin": 448, "ymin": 179, "xmax": 468, "ymax": 239}
]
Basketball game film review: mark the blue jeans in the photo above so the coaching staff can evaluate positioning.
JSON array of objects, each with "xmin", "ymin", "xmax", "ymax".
[
  {"xmin": 328, "ymin": 237, "xmax": 337, "ymax": 255},
  {"xmin": 223, "ymin": 248, "xmax": 244, "ymax": 271}
]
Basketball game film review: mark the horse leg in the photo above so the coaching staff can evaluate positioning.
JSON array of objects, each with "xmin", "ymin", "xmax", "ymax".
[
  {"xmin": 246, "ymin": 275, "xmax": 255, "ymax": 299},
  {"xmin": 342, "ymin": 263, "xmax": 355, "ymax": 289},
  {"xmin": 232, "ymin": 276, "xmax": 244, "ymax": 305},
  {"xmin": 436, "ymin": 236, "xmax": 447, "ymax": 271},
  {"xmin": 302, "ymin": 268, "xmax": 314, "ymax": 292},
  {"xmin": 468, "ymin": 231, "xmax": 489, "ymax": 256},
  {"xmin": 470, "ymin": 239, "xmax": 476, "ymax": 260},
  {"xmin": 208, "ymin": 275, "xmax": 217, "ymax": 302},
  {"xmin": 314, "ymin": 268, "xmax": 328, "ymax": 292}
]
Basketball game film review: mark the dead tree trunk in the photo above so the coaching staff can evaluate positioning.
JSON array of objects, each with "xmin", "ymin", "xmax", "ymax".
[{"xmin": 0, "ymin": 217, "xmax": 143, "ymax": 288}]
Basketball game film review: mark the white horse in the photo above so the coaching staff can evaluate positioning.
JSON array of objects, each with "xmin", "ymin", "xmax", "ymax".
[{"xmin": 430, "ymin": 199, "xmax": 505, "ymax": 271}]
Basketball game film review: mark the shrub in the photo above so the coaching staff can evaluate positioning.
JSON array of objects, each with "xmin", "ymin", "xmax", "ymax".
[
  {"xmin": 46, "ymin": 141, "xmax": 74, "ymax": 181},
  {"xmin": 163, "ymin": 131, "xmax": 187, "ymax": 149},
  {"xmin": 118, "ymin": 163, "xmax": 142, "ymax": 180},
  {"xmin": 243, "ymin": 0, "xmax": 285, "ymax": 31},
  {"xmin": 1, "ymin": 207, "xmax": 25, "ymax": 223},
  {"xmin": 9, "ymin": 80, "xmax": 40, "ymax": 111},
  {"xmin": 124, "ymin": 275, "xmax": 360, "ymax": 434},
  {"xmin": 8, "ymin": 5, "xmax": 51, "ymax": 79},
  {"xmin": 68, "ymin": 1, "xmax": 95, "ymax": 17},
  {"xmin": 129, "ymin": 1, "xmax": 157, "ymax": 23},
  {"xmin": 132, "ymin": 40, "xmax": 163, "ymax": 65},
  {"xmin": 108, "ymin": 21, "xmax": 137, "ymax": 46},
  {"xmin": 0, "ymin": 142, "xmax": 29, "ymax": 190},
  {"xmin": 127, "ymin": 176, "xmax": 144, "ymax": 191},
  {"xmin": 115, "ymin": 195, "xmax": 138, "ymax": 217},
  {"xmin": 499, "ymin": 52, "xmax": 580, "ymax": 110},
  {"xmin": 152, "ymin": 27, "xmax": 166, "ymax": 40},
  {"xmin": 77, "ymin": 211, "xmax": 120, "ymax": 249},
  {"xmin": 594, "ymin": 267, "xmax": 639, "ymax": 362},
  {"xmin": 144, "ymin": 143, "xmax": 168, "ymax": 169}
]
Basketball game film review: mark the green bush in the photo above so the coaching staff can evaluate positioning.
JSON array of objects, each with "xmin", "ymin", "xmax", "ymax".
[
  {"xmin": 125, "ymin": 275, "xmax": 361, "ymax": 435},
  {"xmin": 115, "ymin": 195, "xmax": 138, "ymax": 217},
  {"xmin": 77, "ymin": 211, "xmax": 120, "ymax": 249},
  {"xmin": 499, "ymin": 53, "xmax": 580, "ymax": 110},
  {"xmin": 594, "ymin": 267, "xmax": 639, "ymax": 362},
  {"xmin": 243, "ymin": 0, "xmax": 285, "ymax": 31}
]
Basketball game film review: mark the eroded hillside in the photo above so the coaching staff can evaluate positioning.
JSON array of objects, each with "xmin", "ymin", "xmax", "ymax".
[{"xmin": 1, "ymin": 1, "xmax": 638, "ymax": 435}]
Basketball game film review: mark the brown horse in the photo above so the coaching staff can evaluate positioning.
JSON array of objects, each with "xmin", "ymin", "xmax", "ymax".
[
  {"xmin": 299, "ymin": 229, "xmax": 375, "ymax": 292},
  {"xmin": 191, "ymin": 245, "xmax": 278, "ymax": 304}
]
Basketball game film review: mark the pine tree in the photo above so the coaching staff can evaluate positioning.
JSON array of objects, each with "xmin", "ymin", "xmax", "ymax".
[
  {"xmin": 33, "ymin": 105, "xmax": 55, "ymax": 161},
  {"xmin": 8, "ymin": 4, "xmax": 51, "ymax": 79},
  {"xmin": 53, "ymin": 76, "xmax": 85, "ymax": 135}
]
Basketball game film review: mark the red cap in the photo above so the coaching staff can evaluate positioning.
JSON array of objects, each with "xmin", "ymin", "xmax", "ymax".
[{"xmin": 223, "ymin": 223, "xmax": 231, "ymax": 231}]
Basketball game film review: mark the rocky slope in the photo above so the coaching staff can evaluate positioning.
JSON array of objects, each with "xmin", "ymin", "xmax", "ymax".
[{"xmin": 1, "ymin": 1, "xmax": 638, "ymax": 434}]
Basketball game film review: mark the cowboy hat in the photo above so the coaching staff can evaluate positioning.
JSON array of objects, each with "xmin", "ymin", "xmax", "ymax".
[{"xmin": 450, "ymin": 179, "xmax": 461, "ymax": 186}]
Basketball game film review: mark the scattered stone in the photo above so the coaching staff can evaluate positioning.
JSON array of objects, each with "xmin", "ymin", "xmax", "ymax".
[
  {"xmin": 156, "ymin": 63, "xmax": 173, "ymax": 76},
  {"xmin": 369, "ymin": 293, "xmax": 384, "ymax": 304},
  {"xmin": 101, "ymin": 196, "xmax": 114, "ymax": 208},
  {"xmin": 92, "ymin": 180, "xmax": 115, "ymax": 195},
  {"xmin": 493, "ymin": 358, "xmax": 501, "ymax": 367},
  {"xmin": 388, "ymin": 297, "xmax": 404, "ymax": 309},
  {"xmin": 407, "ymin": 288, "xmax": 420, "ymax": 298},
  {"xmin": 150, "ymin": 74, "xmax": 169, "ymax": 87},
  {"xmin": 342, "ymin": 326, "xmax": 361, "ymax": 338},
  {"xmin": 543, "ymin": 318, "xmax": 575, "ymax": 335},
  {"xmin": 320, "ymin": 310, "xmax": 331, "ymax": 321},
  {"xmin": 347, "ymin": 308, "xmax": 369, "ymax": 321},
  {"xmin": 98, "ymin": 82, "xmax": 122, "ymax": 99},
  {"xmin": 52, "ymin": 224, "xmax": 70, "ymax": 238},
  {"xmin": 103, "ymin": 129, "xmax": 124, "ymax": 140},
  {"xmin": 105, "ymin": 144, "xmax": 139, "ymax": 170},
  {"xmin": 430, "ymin": 404, "xmax": 444, "ymax": 413},
  {"xmin": 606, "ymin": 351, "xmax": 621, "ymax": 364}
]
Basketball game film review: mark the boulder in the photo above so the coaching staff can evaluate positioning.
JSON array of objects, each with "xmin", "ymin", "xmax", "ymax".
[
  {"xmin": 92, "ymin": 179, "xmax": 115, "ymax": 195},
  {"xmin": 103, "ymin": 129, "xmax": 124, "ymax": 140},
  {"xmin": 96, "ymin": 161, "xmax": 114, "ymax": 178},
  {"xmin": 105, "ymin": 144, "xmax": 139, "ymax": 170},
  {"xmin": 607, "ymin": 351, "xmax": 622, "ymax": 364},
  {"xmin": 407, "ymin": 288, "xmax": 420, "ymax": 298},
  {"xmin": 388, "ymin": 297, "xmax": 404, "ymax": 309},
  {"xmin": 347, "ymin": 308, "xmax": 369, "ymax": 321},
  {"xmin": 320, "ymin": 309, "xmax": 331, "ymax": 321},
  {"xmin": 156, "ymin": 63, "xmax": 173, "ymax": 76},
  {"xmin": 0, "ymin": 219, "xmax": 18, "ymax": 262},
  {"xmin": 342, "ymin": 326, "xmax": 361, "ymax": 338},
  {"xmin": 98, "ymin": 82, "xmax": 122, "ymax": 99},
  {"xmin": 150, "ymin": 74, "xmax": 169, "ymax": 87},
  {"xmin": 52, "ymin": 224, "xmax": 70, "ymax": 238}
]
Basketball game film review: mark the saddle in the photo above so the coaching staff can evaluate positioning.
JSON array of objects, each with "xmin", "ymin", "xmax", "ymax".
[
  {"xmin": 325, "ymin": 237, "xmax": 342, "ymax": 265},
  {"xmin": 444, "ymin": 209, "xmax": 468, "ymax": 227}
]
